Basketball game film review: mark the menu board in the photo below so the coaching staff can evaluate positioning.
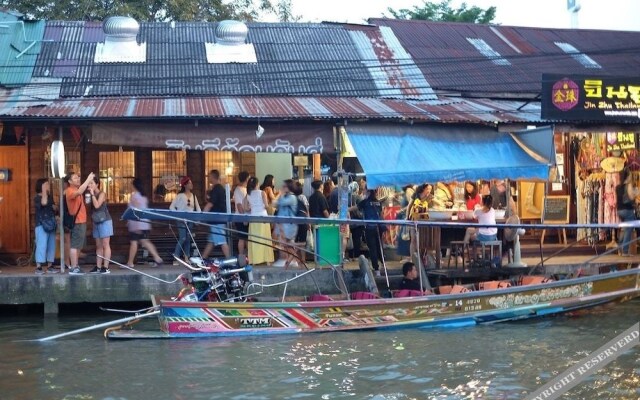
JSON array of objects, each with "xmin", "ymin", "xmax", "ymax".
[{"xmin": 543, "ymin": 196, "xmax": 570, "ymax": 224}]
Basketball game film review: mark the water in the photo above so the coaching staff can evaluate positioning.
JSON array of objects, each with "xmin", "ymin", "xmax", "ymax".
[{"xmin": 1, "ymin": 301, "xmax": 638, "ymax": 400}]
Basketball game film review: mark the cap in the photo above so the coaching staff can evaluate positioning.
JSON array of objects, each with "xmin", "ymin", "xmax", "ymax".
[{"xmin": 180, "ymin": 176, "xmax": 191, "ymax": 187}]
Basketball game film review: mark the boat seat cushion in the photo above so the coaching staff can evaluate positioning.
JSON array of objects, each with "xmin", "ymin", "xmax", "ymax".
[
  {"xmin": 351, "ymin": 291, "xmax": 378, "ymax": 300},
  {"xmin": 479, "ymin": 280, "xmax": 512, "ymax": 290},
  {"xmin": 307, "ymin": 294, "xmax": 333, "ymax": 302},
  {"xmin": 393, "ymin": 289, "xmax": 424, "ymax": 298},
  {"xmin": 521, "ymin": 276, "xmax": 554, "ymax": 285}
]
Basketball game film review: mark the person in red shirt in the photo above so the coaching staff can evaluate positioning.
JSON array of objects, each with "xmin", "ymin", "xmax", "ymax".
[
  {"xmin": 464, "ymin": 181, "xmax": 482, "ymax": 211},
  {"xmin": 65, "ymin": 172, "xmax": 94, "ymax": 275}
]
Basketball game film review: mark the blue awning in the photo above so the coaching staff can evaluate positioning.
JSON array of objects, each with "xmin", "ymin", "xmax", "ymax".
[{"xmin": 346, "ymin": 124, "xmax": 553, "ymax": 187}]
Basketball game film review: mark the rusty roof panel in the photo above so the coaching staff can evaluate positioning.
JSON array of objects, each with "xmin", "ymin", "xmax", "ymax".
[
  {"xmin": 0, "ymin": 93, "xmax": 542, "ymax": 123},
  {"xmin": 346, "ymin": 25, "xmax": 436, "ymax": 100},
  {"xmin": 32, "ymin": 21, "xmax": 390, "ymax": 99},
  {"xmin": 371, "ymin": 18, "xmax": 640, "ymax": 94}
]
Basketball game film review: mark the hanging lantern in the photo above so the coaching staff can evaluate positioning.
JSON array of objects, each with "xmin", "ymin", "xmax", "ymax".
[{"xmin": 50, "ymin": 140, "xmax": 66, "ymax": 178}]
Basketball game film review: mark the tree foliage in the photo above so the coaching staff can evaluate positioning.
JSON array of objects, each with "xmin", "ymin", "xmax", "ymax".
[
  {"xmin": 0, "ymin": 0, "xmax": 300, "ymax": 22},
  {"xmin": 388, "ymin": 0, "xmax": 497, "ymax": 24}
]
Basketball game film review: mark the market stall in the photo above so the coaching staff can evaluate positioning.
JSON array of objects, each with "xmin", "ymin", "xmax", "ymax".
[{"xmin": 344, "ymin": 123, "xmax": 555, "ymax": 266}]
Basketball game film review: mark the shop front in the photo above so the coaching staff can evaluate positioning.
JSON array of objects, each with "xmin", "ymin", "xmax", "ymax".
[
  {"xmin": 1, "ymin": 120, "xmax": 336, "ymax": 259},
  {"xmin": 341, "ymin": 122, "xmax": 555, "ymax": 265},
  {"xmin": 542, "ymin": 74, "xmax": 640, "ymax": 249}
]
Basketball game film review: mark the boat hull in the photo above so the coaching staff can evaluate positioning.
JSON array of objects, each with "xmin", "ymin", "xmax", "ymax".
[{"xmin": 109, "ymin": 268, "xmax": 640, "ymax": 339}]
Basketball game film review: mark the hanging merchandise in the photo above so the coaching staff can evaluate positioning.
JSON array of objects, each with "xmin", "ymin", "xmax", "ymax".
[{"xmin": 601, "ymin": 157, "xmax": 625, "ymax": 173}]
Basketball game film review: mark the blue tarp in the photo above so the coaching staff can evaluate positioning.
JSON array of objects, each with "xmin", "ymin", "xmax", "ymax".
[{"xmin": 346, "ymin": 124, "xmax": 553, "ymax": 187}]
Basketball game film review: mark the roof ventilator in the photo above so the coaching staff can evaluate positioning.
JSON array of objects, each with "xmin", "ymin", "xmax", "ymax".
[
  {"xmin": 206, "ymin": 20, "xmax": 257, "ymax": 64},
  {"xmin": 466, "ymin": 38, "xmax": 511, "ymax": 66},
  {"xmin": 95, "ymin": 16, "xmax": 146, "ymax": 63}
]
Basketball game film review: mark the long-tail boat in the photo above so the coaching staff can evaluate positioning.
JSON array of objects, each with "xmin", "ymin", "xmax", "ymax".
[{"xmin": 35, "ymin": 209, "xmax": 640, "ymax": 341}]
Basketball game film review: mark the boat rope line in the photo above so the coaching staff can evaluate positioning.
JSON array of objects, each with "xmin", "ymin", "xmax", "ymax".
[
  {"xmin": 32, "ymin": 310, "xmax": 161, "ymax": 342},
  {"xmin": 531, "ymin": 231, "xmax": 640, "ymax": 274},
  {"xmin": 127, "ymin": 209, "xmax": 352, "ymax": 296},
  {"xmin": 99, "ymin": 306, "xmax": 159, "ymax": 314},
  {"xmin": 124, "ymin": 207, "xmax": 640, "ymax": 231},
  {"xmin": 161, "ymin": 220, "xmax": 327, "ymax": 295},
  {"xmin": 583, "ymin": 235, "xmax": 640, "ymax": 266},
  {"xmin": 98, "ymin": 256, "xmax": 184, "ymax": 284}
]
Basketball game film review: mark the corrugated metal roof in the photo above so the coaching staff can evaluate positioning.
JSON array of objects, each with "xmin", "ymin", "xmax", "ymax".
[
  {"xmin": 347, "ymin": 25, "xmax": 435, "ymax": 100},
  {"xmin": 0, "ymin": 93, "xmax": 542, "ymax": 123},
  {"xmin": 0, "ymin": 13, "xmax": 45, "ymax": 87},
  {"xmin": 32, "ymin": 21, "xmax": 423, "ymax": 99},
  {"xmin": 370, "ymin": 18, "xmax": 640, "ymax": 94}
]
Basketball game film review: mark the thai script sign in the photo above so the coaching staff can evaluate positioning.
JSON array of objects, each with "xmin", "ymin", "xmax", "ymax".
[
  {"xmin": 542, "ymin": 74, "xmax": 640, "ymax": 121},
  {"xmin": 488, "ymin": 283, "xmax": 592, "ymax": 309},
  {"xmin": 92, "ymin": 122, "xmax": 332, "ymax": 154}
]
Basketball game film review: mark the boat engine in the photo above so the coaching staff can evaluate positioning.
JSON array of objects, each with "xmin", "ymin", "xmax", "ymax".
[{"xmin": 177, "ymin": 256, "xmax": 254, "ymax": 302}]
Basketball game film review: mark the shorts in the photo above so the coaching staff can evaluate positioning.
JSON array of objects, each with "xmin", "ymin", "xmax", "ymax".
[
  {"xmin": 129, "ymin": 230, "xmax": 150, "ymax": 241},
  {"xmin": 275, "ymin": 223, "xmax": 297, "ymax": 241},
  {"xmin": 208, "ymin": 224, "xmax": 227, "ymax": 246},
  {"xmin": 295, "ymin": 224, "xmax": 308, "ymax": 243},
  {"xmin": 477, "ymin": 233, "xmax": 498, "ymax": 242},
  {"xmin": 235, "ymin": 222, "xmax": 249, "ymax": 239},
  {"xmin": 93, "ymin": 219, "xmax": 113, "ymax": 239},
  {"xmin": 70, "ymin": 223, "xmax": 86, "ymax": 250}
]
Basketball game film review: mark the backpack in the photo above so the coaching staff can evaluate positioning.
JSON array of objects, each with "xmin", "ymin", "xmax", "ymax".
[
  {"xmin": 63, "ymin": 195, "xmax": 81, "ymax": 230},
  {"xmin": 296, "ymin": 197, "xmax": 307, "ymax": 218}
]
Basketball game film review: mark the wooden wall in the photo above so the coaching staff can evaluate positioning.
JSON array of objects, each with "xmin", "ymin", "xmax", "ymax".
[
  {"xmin": 12, "ymin": 128, "xmax": 259, "ymax": 260},
  {"xmin": 0, "ymin": 146, "xmax": 29, "ymax": 254}
]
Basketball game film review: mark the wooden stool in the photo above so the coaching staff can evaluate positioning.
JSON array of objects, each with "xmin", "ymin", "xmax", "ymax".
[
  {"xmin": 541, "ymin": 228, "xmax": 567, "ymax": 245},
  {"xmin": 447, "ymin": 241, "xmax": 468, "ymax": 269},
  {"xmin": 479, "ymin": 240, "xmax": 502, "ymax": 266}
]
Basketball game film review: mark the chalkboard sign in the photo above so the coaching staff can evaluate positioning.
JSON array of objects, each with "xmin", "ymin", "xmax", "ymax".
[{"xmin": 543, "ymin": 195, "xmax": 570, "ymax": 224}]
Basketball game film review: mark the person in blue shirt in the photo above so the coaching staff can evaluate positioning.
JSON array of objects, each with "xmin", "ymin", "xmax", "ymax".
[{"xmin": 275, "ymin": 179, "xmax": 298, "ymax": 268}]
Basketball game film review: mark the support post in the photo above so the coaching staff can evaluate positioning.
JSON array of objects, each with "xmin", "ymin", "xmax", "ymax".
[
  {"xmin": 44, "ymin": 301, "xmax": 59, "ymax": 315},
  {"xmin": 58, "ymin": 127, "xmax": 65, "ymax": 272},
  {"xmin": 225, "ymin": 183, "xmax": 233, "ymax": 257}
]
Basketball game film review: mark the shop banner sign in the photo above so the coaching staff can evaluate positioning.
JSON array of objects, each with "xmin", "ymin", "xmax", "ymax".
[
  {"xmin": 91, "ymin": 122, "xmax": 332, "ymax": 154},
  {"xmin": 541, "ymin": 74, "xmax": 640, "ymax": 122},
  {"xmin": 606, "ymin": 132, "xmax": 635, "ymax": 152}
]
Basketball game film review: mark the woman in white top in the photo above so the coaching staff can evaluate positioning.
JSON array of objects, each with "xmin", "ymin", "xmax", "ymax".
[
  {"xmin": 243, "ymin": 177, "xmax": 274, "ymax": 265},
  {"xmin": 127, "ymin": 178, "xmax": 163, "ymax": 268},
  {"xmin": 170, "ymin": 176, "xmax": 201, "ymax": 262},
  {"xmin": 473, "ymin": 194, "xmax": 498, "ymax": 242}
]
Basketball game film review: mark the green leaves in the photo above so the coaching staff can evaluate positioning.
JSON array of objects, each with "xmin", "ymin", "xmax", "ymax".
[
  {"xmin": 387, "ymin": 0, "xmax": 497, "ymax": 24},
  {"xmin": 0, "ymin": 0, "xmax": 299, "ymax": 22}
]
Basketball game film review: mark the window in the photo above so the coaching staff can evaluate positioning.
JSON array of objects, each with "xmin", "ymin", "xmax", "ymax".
[
  {"xmin": 205, "ymin": 151, "xmax": 234, "ymax": 186},
  {"xmin": 554, "ymin": 42, "xmax": 602, "ymax": 69},
  {"xmin": 466, "ymin": 38, "xmax": 511, "ymax": 66},
  {"xmin": 152, "ymin": 150, "xmax": 186, "ymax": 203},
  {"xmin": 99, "ymin": 151, "xmax": 135, "ymax": 204}
]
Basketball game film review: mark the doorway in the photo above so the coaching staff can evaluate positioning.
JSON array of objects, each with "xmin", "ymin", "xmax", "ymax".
[{"xmin": 0, "ymin": 146, "xmax": 29, "ymax": 254}]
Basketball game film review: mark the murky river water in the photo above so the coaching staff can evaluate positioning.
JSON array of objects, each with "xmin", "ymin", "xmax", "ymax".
[{"xmin": 0, "ymin": 301, "xmax": 638, "ymax": 400}]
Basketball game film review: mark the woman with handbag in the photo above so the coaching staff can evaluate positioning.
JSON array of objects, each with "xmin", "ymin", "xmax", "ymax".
[
  {"xmin": 34, "ymin": 179, "xmax": 59, "ymax": 275},
  {"xmin": 127, "ymin": 178, "xmax": 163, "ymax": 268},
  {"xmin": 88, "ymin": 177, "xmax": 113, "ymax": 274}
]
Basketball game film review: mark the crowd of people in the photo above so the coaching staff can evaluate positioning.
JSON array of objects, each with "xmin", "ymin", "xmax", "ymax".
[{"xmin": 30, "ymin": 170, "xmax": 356, "ymax": 274}]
